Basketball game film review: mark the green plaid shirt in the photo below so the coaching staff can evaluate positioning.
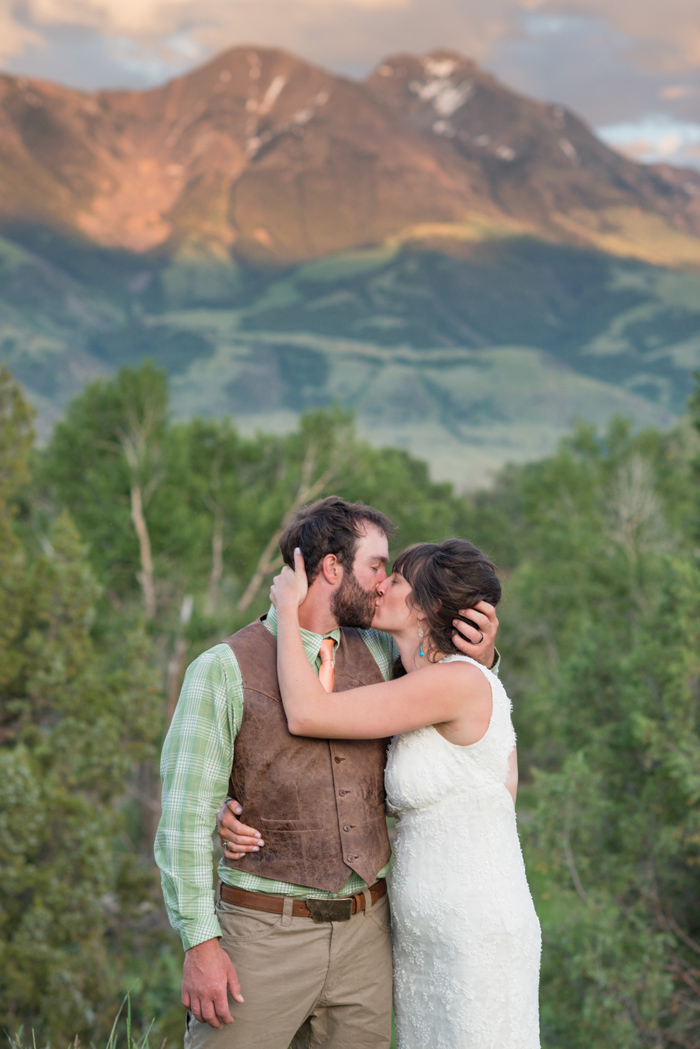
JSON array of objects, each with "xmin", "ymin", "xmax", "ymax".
[{"xmin": 155, "ymin": 608, "xmax": 397, "ymax": 950}]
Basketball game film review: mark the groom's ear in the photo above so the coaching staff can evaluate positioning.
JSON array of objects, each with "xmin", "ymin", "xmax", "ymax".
[{"xmin": 319, "ymin": 552, "xmax": 342, "ymax": 586}]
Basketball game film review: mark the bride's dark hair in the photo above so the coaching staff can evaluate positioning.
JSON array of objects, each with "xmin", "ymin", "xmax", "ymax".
[{"xmin": 393, "ymin": 538, "xmax": 501, "ymax": 662}]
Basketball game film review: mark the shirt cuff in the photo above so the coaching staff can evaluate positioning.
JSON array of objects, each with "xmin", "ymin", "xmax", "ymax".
[
  {"xmin": 180, "ymin": 913, "xmax": 223, "ymax": 952},
  {"xmin": 490, "ymin": 648, "xmax": 501, "ymax": 676}
]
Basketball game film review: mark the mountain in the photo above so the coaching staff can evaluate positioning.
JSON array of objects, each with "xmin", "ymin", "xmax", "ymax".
[
  {"xmin": 1, "ymin": 47, "xmax": 699, "ymax": 487},
  {"xmin": 3, "ymin": 47, "xmax": 700, "ymax": 266}
]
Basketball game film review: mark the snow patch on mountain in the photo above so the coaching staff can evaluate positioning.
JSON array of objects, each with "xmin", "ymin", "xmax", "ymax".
[
  {"xmin": 433, "ymin": 120, "xmax": 455, "ymax": 137},
  {"xmin": 559, "ymin": 138, "xmax": 578, "ymax": 164},
  {"xmin": 409, "ymin": 75, "xmax": 474, "ymax": 117},
  {"xmin": 258, "ymin": 75, "xmax": 287, "ymax": 116},
  {"xmin": 422, "ymin": 57, "xmax": 457, "ymax": 78}
]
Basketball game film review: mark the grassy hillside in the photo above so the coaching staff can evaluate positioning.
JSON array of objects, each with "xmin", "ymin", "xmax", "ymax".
[
  {"xmin": 2, "ymin": 46, "xmax": 700, "ymax": 487},
  {"xmin": 1, "ymin": 228, "xmax": 697, "ymax": 487}
]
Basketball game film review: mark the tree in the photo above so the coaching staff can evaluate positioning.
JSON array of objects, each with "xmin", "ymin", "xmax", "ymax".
[
  {"xmin": 44, "ymin": 362, "xmax": 169, "ymax": 618},
  {"xmin": 0, "ymin": 365, "xmax": 35, "ymax": 676},
  {"xmin": 10, "ymin": 359, "xmax": 700, "ymax": 1044},
  {"xmin": 460, "ymin": 411, "xmax": 700, "ymax": 1047},
  {"xmin": 0, "ymin": 375, "xmax": 166, "ymax": 1045}
]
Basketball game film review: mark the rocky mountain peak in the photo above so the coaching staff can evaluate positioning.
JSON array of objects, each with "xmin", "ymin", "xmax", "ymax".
[{"xmin": 1, "ymin": 46, "xmax": 700, "ymax": 267}]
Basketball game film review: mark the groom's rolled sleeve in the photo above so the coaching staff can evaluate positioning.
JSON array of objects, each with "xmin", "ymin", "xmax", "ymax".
[{"xmin": 155, "ymin": 646, "xmax": 240, "ymax": 951}]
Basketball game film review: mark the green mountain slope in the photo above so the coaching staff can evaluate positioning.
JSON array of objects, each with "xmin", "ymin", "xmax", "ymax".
[{"xmin": 2, "ymin": 228, "xmax": 696, "ymax": 488}]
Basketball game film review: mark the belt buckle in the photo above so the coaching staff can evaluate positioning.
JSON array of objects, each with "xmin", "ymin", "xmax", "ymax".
[{"xmin": 306, "ymin": 897, "xmax": 353, "ymax": 923}]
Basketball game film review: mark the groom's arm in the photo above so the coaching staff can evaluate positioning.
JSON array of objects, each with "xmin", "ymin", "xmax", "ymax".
[
  {"xmin": 155, "ymin": 646, "xmax": 244, "ymax": 1026},
  {"xmin": 218, "ymin": 605, "xmax": 501, "ymax": 855},
  {"xmin": 452, "ymin": 600, "xmax": 500, "ymax": 672}
]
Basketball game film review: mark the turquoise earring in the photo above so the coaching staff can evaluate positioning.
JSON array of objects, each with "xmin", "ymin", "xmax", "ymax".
[{"xmin": 418, "ymin": 626, "xmax": 424, "ymax": 658}]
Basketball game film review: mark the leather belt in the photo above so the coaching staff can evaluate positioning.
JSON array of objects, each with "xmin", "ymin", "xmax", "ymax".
[{"xmin": 219, "ymin": 879, "xmax": 387, "ymax": 923}]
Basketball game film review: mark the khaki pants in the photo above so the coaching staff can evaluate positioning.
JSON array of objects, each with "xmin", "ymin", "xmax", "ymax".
[{"xmin": 184, "ymin": 889, "xmax": 393, "ymax": 1049}]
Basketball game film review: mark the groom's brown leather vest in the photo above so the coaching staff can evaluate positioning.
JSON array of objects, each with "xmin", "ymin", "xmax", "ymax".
[{"xmin": 221, "ymin": 619, "xmax": 391, "ymax": 892}]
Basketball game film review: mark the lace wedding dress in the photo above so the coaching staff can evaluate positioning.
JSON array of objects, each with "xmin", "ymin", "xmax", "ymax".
[{"xmin": 385, "ymin": 655, "xmax": 541, "ymax": 1048}]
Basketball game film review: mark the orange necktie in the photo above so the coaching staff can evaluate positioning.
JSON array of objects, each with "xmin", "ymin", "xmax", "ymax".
[{"xmin": 318, "ymin": 638, "xmax": 336, "ymax": 693}]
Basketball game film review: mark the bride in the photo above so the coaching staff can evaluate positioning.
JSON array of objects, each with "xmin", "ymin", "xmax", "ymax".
[{"xmin": 271, "ymin": 538, "xmax": 541, "ymax": 1049}]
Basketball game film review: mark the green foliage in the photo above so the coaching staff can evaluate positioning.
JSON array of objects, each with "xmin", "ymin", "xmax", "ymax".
[
  {"xmin": 43, "ymin": 361, "xmax": 169, "ymax": 600},
  {"xmin": 0, "ymin": 365, "xmax": 36, "ymax": 672},
  {"xmin": 41, "ymin": 364, "xmax": 469, "ymax": 635},
  {"xmin": 3, "ymin": 363, "xmax": 700, "ymax": 1046},
  {"xmin": 527, "ymin": 558, "xmax": 700, "ymax": 1047},
  {"xmin": 689, "ymin": 371, "xmax": 700, "ymax": 543},
  {"xmin": 8, "ymin": 993, "xmax": 156, "ymax": 1049},
  {"xmin": 5, "ymin": 363, "xmax": 475, "ymax": 1043},
  {"xmin": 462, "ymin": 393, "xmax": 700, "ymax": 1047},
  {"xmin": 0, "ymin": 375, "xmax": 166, "ymax": 1045},
  {"xmin": 0, "ymin": 363, "xmax": 35, "ymax": 502}
]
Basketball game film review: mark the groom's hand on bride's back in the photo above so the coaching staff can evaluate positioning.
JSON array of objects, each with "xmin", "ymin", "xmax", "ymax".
[
  {"xmin": 452, "ymin": 600, "xmax": 499, "ymax": 669},
  {"xmin": 217, "ymin": 798, "xmax": 264, "ymax": 860}
]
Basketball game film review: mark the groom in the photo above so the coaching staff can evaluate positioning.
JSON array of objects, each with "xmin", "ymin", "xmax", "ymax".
[{"xmin": 155, "ymin": 496, "xmax": 498, "ymax": 1049}]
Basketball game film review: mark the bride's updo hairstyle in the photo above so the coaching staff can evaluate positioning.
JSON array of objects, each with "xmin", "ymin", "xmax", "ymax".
[{"xmin": 393, "ymin": 538, "xmax": 501, "ymax": 660}]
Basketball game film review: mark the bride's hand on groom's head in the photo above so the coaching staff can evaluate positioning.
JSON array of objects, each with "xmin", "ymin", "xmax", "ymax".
[
  {"xmin": 270, "ymin": 548, "xmax": 309, "ymax": 610},
  {"xmin": 452, "ymin": 600, "xmax": 499, "ymax": 669}
]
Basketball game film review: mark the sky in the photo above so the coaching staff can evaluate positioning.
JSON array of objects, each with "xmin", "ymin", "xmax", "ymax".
[{"xmin": 1, "ymin": 0, "xmax": 700, "ymax": 169}]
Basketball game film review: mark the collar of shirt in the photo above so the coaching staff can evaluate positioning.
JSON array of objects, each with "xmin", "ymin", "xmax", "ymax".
[{"xmin": 263, "ymin": 605, "xmax": 341, "ymax": 663}]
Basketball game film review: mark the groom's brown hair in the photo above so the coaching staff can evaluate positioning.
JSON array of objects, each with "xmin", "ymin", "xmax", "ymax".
[{"xmin": 279, "ymin": 496, "xmax": 395, "ymax": 584}]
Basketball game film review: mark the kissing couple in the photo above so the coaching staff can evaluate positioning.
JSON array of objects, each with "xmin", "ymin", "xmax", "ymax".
[{"xmin": 156, "ymin": 496, "xmax": 541, "ymax": 1049}]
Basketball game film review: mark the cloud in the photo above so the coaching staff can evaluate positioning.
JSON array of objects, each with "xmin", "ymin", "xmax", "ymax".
[
  {"xmin": 0, "ymin": 0, "xmax": 532, "ymax": 84},
  {"xmin": 5, "ymin": 0, "xmax": 409, "ymax": 42},
  {"xmin": 659, "ymin": 85, "xmax": 694, "ymax": 101},
  {"xmin": 529, "ymin": 0, "xmax": 700, "ymax": 74},
  {"xmin": 599, "ymin": 115, "xmax": 700, "ymax": 166},
  {"xmin": 17, "ymin": 0, "xmax": 204, "ymax": 36},
  {"xmin": 2, "ymin": 0, "xmax": 697, "ymax": 74},
  {"xmin": 0, "ymin": 0, "xmax": 526, "ymax": 71},
  {"xmin": 0, "ymin": 5, "xmax": 42, "ymax": 59}
]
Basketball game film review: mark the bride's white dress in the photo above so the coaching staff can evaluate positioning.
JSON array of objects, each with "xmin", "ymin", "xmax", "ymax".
[{"xmin": 385, "ymin": 655, "xmax": 541, "ymax": 1049}]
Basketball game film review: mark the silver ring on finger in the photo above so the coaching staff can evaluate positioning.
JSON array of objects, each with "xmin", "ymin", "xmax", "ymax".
[{"xmin": 475, "ymin": 630, "xmax": 484, "ymax": 645}]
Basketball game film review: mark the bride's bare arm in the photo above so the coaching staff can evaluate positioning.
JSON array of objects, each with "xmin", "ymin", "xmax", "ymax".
[{"xmin": 273, "ymin": 552, "xmax": 491, "ymax": 742}]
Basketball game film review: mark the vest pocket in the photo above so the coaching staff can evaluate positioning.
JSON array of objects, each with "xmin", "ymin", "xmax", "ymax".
[{"xmin": 260, "ymin": 818, "xmax": 323, "ymax": 832}]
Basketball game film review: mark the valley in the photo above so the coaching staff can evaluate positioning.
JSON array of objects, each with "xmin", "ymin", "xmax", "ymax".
[{"xmin": 1, "ymin": 47, "xmax": 699, "ymax": 486}]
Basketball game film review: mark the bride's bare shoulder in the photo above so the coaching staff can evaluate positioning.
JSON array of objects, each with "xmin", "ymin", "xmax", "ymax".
[{"xmin": 427, "ymin": 657, "xmax": 490, "ymax": 692}]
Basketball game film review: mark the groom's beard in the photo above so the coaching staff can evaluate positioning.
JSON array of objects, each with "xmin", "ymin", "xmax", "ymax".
[{"xmin": 331, "ymin": 570, "xmax": 377, "ymax": 630}]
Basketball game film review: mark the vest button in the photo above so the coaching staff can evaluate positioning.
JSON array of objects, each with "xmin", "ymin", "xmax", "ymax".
[
  {"xmin": 343, "ymin": 825, "xmax": 351, "ymax": 831},
  {"xmin": 347, "ymin": 856, "xmax": 356, "ymax": 862},
  {"xmin": 339, "ymin": 790, "xmax": 347, "ymax": 796},
  {"xmin": 334, "ymin": 756, "xmax": 342, "ymax": 763}
]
